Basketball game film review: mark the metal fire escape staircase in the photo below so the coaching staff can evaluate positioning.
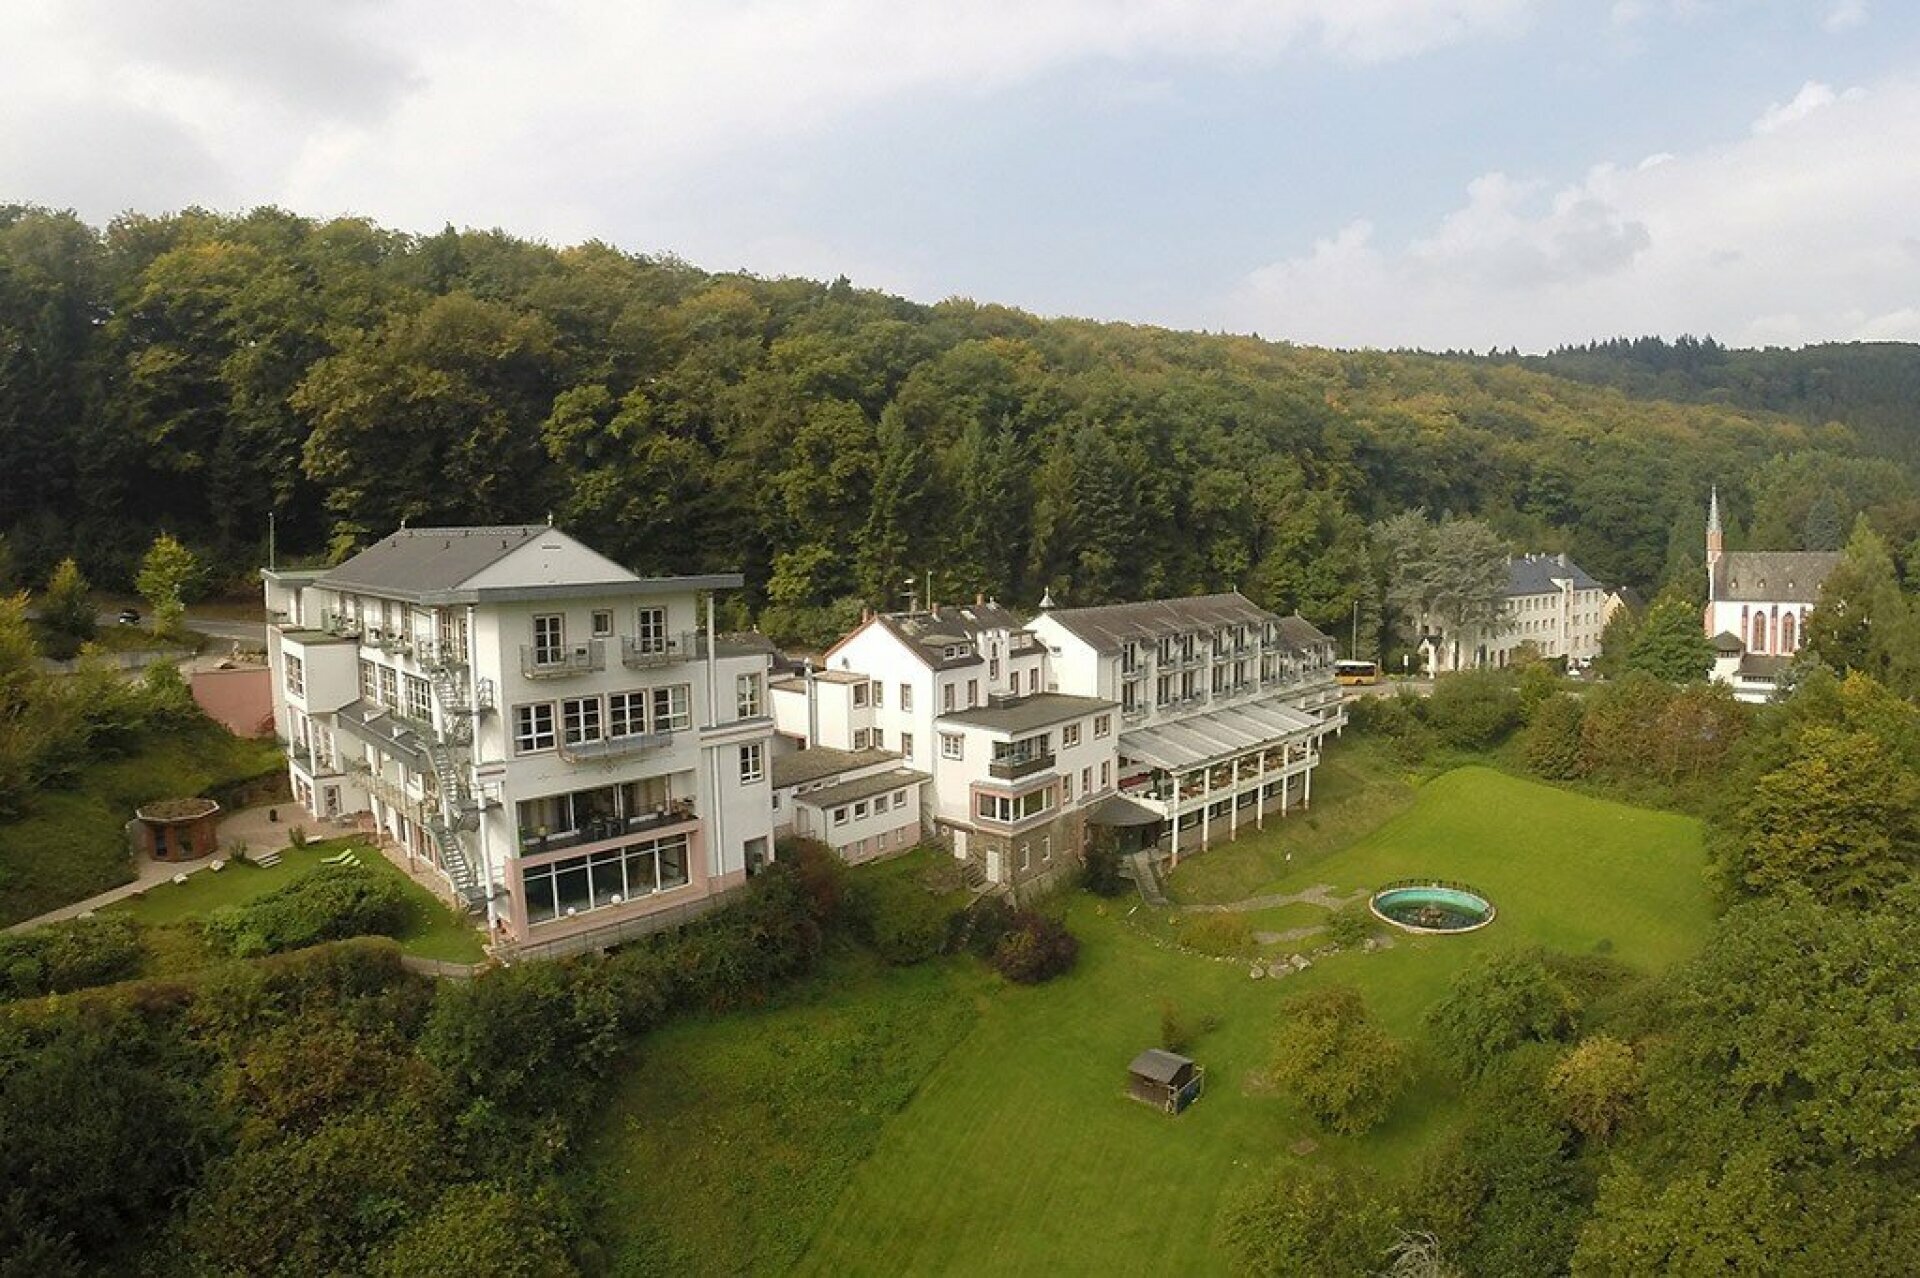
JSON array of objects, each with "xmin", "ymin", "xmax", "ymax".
[{"xmin": 426, "ymin": 665, "xmax": 496, "ymax": 912}]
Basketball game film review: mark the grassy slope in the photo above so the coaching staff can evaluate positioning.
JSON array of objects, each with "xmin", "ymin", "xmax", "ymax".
[
  {"xmin": 108, "ymin": 836, "xmax": 486, "ymax": 964},
  {"xmin": 584, "ymin": 766, "xmax": 1710, "ymax": 1276},
  {"xmin": 0, "ymin": 724, "xmax": 283, "ymax": 926}
]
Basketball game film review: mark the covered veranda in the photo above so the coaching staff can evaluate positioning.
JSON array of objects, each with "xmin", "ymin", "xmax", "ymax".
[{"xmin": 1116, "ymin": 701, "xmax": 1323, "ymax": 864}]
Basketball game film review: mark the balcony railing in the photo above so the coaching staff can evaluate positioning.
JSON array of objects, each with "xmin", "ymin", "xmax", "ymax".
[
  {"xmin": 319, "ymin": 610, "xmax": 362, "ymax": 638},
  {"xmin": 518, "ymin": 801, "xmax": 697, "ymax": 855},
  {"xmin": 521, "ymin": 640, "xmax": 606, "ymax": 679},
  {"xmin": 557, "ymin": 730, "xmax": 674, "ymax": 764},
  {"xmin": 988, "ymin": 750, "xmax": 1056, "ymax": 781},
  {"xmin": 620, "ymin": 632, "xmax": 701, "ymax": 669},
  {"xmin": 1121, "ymin": 704, "xmax": 1149, "ymax": 722}
]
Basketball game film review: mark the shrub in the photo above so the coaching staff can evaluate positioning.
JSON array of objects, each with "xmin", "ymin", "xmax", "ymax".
[
  {"xmin": 1268, "ymin": 984, "xmax": 1408, "ymax": 1135},
  {"xmin": 1426, "ymin": 949, "xmax": 1579, "ymax": 1080},
  {"xmin": 287, "ymin": 825, "xmax": 309, "ymax": 850},
  {"xmin": 1221, "ymin": 1162, "xmax": 1393, "ymax": 1277},
  {"xmin": 203, "ymin": 863, "xmax": 414, "ymax": 958},
  {"xmin": 1080, "ymin": 828, "xmax": 1127, "ymax": 897},
  {"xmin": 1548, "ymin": 1035, "xmax": 1641, "ymax": 1142},
  {"xmin": 773, "ymin": 836, "xmax": 848, "ymax": 926},
  {"xmin": 1522, "ymin": 694, "xmax": 1587, "ymax": 780},
  {"xmin": 953, "ymin": 894, "xmax": 1017, "ymax": 959},
  {"xmin": 1324, "ymin": 901, "xmax": 1372, "ymax": 949},
  {"xmin": 1175, "ymin": 912, "xmax": 1253, "ymax": 957},
  {"xmin": 990, "ymin": 910, "xmax": 1078, "ymax": 984},
  {"xmin": 1159, "ymin": 1000, "xmax": 1220, "ymax": 1054},
  {"xmin": 0, "ymin": 914, "xmax": 146, "ymax": 1000},
  {"xmin": 1426, "ymin": 670, "xmax": 1523, "ymax": 750},
  {"xmin": 845, "ymin": 873, "xmax": 949, "ymax": 966}
]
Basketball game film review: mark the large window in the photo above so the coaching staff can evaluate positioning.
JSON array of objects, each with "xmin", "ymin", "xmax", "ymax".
[
  {"xmin": 562, "ymin": 696, "xmax": 602, "ymax": 746},
  {"xmin": 635, "ymin": 606, "xmax": 667, "ymax": 654},
  {"xmin": 1062, "ymin": 722, "xmax": 1081, "ymax": 748},
  {"xmin": 377, "ymin": 665, "xmax": 398, "ymax": 712},
  {"xmin": 739, "ymin": 743, "xmax": 765, "ymax": 784},
  {"xmin": 520, "ymin": 833, "xmax": 692, "ymax": 925},
  {"xmin": 853, "ymin": 681, "xmax": 870, "ymax": 708},
  {"xmin": 1093, "ymin": 713, "xmax": 1112, "ymax": 738},
  {"xmin": 515, "ymin": 702, "xmax": 556, "ymax": 753},
  {"xmin": 652, "ymin": 683, "xmax": 691, "ymax": 732},
  {"xmin": 360, "ymin": 659, "xmax": 377, "ymax": 702},
  {"xmin": 532, "ymin": 614, "xmax": 565, "ymax": 664},
  {"xmin": 975, "ymin": 787, "xmax": 1056, "ymax": 824},
  {"xmin": 284, "ymin": 654, "xmax": 304, "ymax": 696},
  {"xmin": 609, "ymin": 691, "xmax": 647, "ymax": 738},
  {"xmin": 405, "ymin": 674, "xmax": 432, "ymax": 723},
  {"xmin": 736, "ymin": 673, "xmax": 762, "ymax": 719},
  {"xmin": 940, "ymin": 732, "xmax": 964, "ymax": 760}
]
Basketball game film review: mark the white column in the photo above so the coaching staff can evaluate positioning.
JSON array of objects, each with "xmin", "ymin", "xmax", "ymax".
[
  {"xmin": 1256, "ymin": 748, "xmax": 1267, "ymax": 831},
  {"xmin": 1200, "ymin": 766, "xmax": 1212, "ymax": 850},
  {"xmin": 1303, "ymin": 761, "xmax": 1312, "ymax": 809},
  {"xmin": 1170, "ymin": 778, "xmax": 1181, "ymax": 868},
  {"xmin": 1229, "ymin": 755, "xmax": 1241, "ymax": 840}
]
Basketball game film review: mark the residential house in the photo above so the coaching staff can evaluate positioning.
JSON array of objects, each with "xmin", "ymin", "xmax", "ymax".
[
  {"xmin": 1027, "ymin": 594, "xmax": 1344, "ymax": 863},
  {"xmin": 262, "ymin": 525, "xmax": 775, "ymax": 951},
  {"xmin": 1420, "ymin": 553, "xmax": 1610, "ymax": 673},
  {"xmin": 771, "ymin": 744, "xmax": 926, "ymax": 864}
]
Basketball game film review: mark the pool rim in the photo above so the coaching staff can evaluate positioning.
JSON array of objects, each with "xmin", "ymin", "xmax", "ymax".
[{"xmin": 1367, "ymin": 880, "xmax": 1498, "ymax": 935}]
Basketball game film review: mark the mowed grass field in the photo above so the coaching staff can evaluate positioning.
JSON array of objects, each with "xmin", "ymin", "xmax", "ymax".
[{"xmin": 586, "ymin": 766, "xmax": 1711, "ymax": 1276}]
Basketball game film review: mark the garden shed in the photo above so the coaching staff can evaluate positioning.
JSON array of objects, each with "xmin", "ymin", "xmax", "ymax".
[{"xmin": 1127, "ymin": 1048, "xmax": 1205, "ymax": 1114}]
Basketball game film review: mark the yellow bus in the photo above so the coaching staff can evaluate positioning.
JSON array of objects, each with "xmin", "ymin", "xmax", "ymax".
[{"xmin": 1335, "ymin": 660, "xmax": 1382, "ymax": 686}]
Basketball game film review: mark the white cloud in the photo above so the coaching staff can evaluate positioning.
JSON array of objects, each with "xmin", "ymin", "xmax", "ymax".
[
  {"xmin": 1752, "ymin": 79, "xmax": 1865, "ymax": 134},
  {"xmin": 1222, "ymin": 75, "xmax": 1920, "ymax": 350},
  {"xmin": 0, "ymin": 0, "xmax": 1538, "ymax": 239}
]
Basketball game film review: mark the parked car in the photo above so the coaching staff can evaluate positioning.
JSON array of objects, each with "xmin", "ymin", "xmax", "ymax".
[{"xmin": 117, "ymin": 608, "xmax": 141, "ymax": 626}]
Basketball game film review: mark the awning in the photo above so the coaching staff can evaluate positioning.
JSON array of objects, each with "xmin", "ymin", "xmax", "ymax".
[
  {"xmin": 1083, "ymin": 793, "xmax": 1164, "ymax": 828},
  {"xmin": 330, "ymin": 699, "xmax": 431, "ymax": 769},
  {"xmin": 1120, "ymin": 701, "xmax": 1320, "ymax": 772}
]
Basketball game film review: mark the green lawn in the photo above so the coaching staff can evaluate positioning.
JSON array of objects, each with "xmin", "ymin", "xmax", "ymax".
[
  {"xmin": 586, "ymin": 765, "xmax": 1711, "ymax": 1275},
  {"xmin": 0, "ymin": 724, "xmax": 284, "ymax": 926},
  {"xmin": 108, "ymin": 836, "xmax": 487, "ymax": 965}
]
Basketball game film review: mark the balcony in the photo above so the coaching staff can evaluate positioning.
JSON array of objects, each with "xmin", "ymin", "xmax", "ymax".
[
  {"xmin": 1121, "ymin": 704, "xmax": 1149, "ymax": 723},
  {"xmin": 557, "ymin": 729, "xmax": 674, "ymax": 764},
  {"xmin": 988, "ymin": 750, "xmax": 1056, "ymax": 781},
  {"xmin": 318, "ymin": 610, "xmax": 362, "ymax": 639},
  {"xmin": 518, "ymin": 800, "xmax": 697, "ymax": 856},
  {"xmin": 521, "ymin": 640, "xmax": 605, "ymax": 679},
  {"xmin": 621, "ymin": 632, "xmax": 699, "ymax": 669}
]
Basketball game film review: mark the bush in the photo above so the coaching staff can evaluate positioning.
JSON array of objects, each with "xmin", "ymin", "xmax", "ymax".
[
  {"xmin": 1426, "ymin": 949, "xmax": 1580, "ymax": 1080},
  {"xmin": 1325, "ymin": 901, "xmax": 1372, "ymax": 949},
  {"xmin": 1080, "ymin": 828, "xmax": 1127, "ymax": 897},
  {"xmin": 1222, "ymin": 1162, "xmax": 1393, "ymax": 1277},
  {"xmin": 845, "ymin": 873, "xmax": 949, "ymax": 966},
  {"xmin": 952, "ymin": 894, "xmax": 1017, "ymax": 959},
  {"xmin": 773, "ymin": 836, "xmax": 849, "ymax": 927},
  {"xmin": 0, "ymin": 914, "xmax": 146, "ymax": 1000},
  {"xmin": 1268, "ymin": 985, "xmax": 1407, "ymax": 1135},
  {"xmin": 1159, "ymin": 1000, "xmax": 1221, "ymax": 1054},
  {"xmin": 203, "ymin": 863, "xmax": 414, "ymax": 958},
  {"xmin": 990, "ymin": 910, "xmax": 1078, "ymax": 984},
  {"xmin": 1522, "ymin": 694, "xmax": 1587, "ymax": 780},
  {"xmin": 1426, "ymin": 670, "xmax": 1523, "ymax": 750}
]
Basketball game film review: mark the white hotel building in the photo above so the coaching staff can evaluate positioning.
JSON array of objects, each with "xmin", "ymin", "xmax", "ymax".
[{"xmin": 263, "ymin": 525, "xmax": 775, "ymax": 951}]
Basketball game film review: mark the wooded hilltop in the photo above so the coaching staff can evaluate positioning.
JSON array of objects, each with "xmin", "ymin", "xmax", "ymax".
[{"xmin": 3, "ymin": 204, "xmax": 1917, "ymax": 646}]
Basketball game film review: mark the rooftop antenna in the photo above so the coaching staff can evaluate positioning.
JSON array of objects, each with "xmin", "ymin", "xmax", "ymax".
[
  {"xmin": 267, "ymin": 510, "xmax": 276, "ymax": 570},
  {"xmin": 901, "ymin": 576, "xmax": 917, "ymax": 613}
]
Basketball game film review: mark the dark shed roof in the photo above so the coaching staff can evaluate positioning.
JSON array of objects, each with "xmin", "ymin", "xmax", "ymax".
[
  {"xmin": 1039, "ymin": 592, "xmax": 1276, "ymax": 653},
  {"xmin": 1128, "ymin": 1049, "xmax": 1195, "ymax": 1085}
]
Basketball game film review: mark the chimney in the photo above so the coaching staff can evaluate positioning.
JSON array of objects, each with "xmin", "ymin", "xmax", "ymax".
[{"xmin": 1558, "ymin": 552, "xmax": 1569, "ymax": 568}]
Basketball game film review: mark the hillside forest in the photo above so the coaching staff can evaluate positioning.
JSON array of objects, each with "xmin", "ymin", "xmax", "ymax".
[{"xmin": 5, "ymin": 204, "xmax": 1920, "ymax": 651}]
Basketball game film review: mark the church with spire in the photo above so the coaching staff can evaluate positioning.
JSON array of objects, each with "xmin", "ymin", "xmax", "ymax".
[{"xmin": 1702, "ymin": 487, "xmax": 1841, "ymax": 703}]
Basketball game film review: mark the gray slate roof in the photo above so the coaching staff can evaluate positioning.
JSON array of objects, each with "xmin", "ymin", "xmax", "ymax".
[
  {"xmin": 795, "ymin": 768, "xmax": 927, "ymax": 810},
  {"xmin": 1039, "ymin": 592, "xmax": 1278, "ymax": 652},
  {"xmin": 320, "ymin": 526, "xmax": 560, "ymax": 597},
  {"xmin": 771, "ymin": 746, "xmax": 899, "ymax": 789},
  {"xmin": 858, "ymin": 603, "xmax": 1025, "ymax": 670},
  {"xmin": 1710, "ymin": 630, "xmax": 1747, "ymax": 654},
  {"xmin": 1713, "ymin": 551, "xmax": 1841, "ymax": 604},
  {"xmin": 937, "ymin": 691, "xmax": 1116, "ymax": 734},
  {"xmin": 1128, "ymin": 1048, "xmax": 1195, "ymax": 1084},
  {"xmin": 1506, "ymin": 553, "xmax": 1603, "ymax": 596}
]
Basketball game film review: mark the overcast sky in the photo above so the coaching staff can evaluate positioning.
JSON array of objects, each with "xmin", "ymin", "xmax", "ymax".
[{"xmin": 5, "ymin": 0, "xmax": 1918, "ymax": 352}]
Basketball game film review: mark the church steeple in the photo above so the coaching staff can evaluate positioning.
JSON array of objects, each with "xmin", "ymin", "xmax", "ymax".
[{"xmin": 1705, "ymin": 486, "xmax": 1724, "ymax": 599}]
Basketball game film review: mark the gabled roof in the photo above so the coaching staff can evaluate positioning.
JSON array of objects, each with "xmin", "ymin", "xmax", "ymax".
[
  {"xmin": 1712, "ymin": 551, "xmax": 1841, "ymax": 604},
  {"xmin": 794, "ymin": 767, "xmax": 927, "ymax": 810},
  {"xmin": 1710, "ymin": 630, "xmax": 1746, "ymax": 655},
  {"xmin": 1128, "ymin": 1048, "xmax": 1194, "ymax": 1084},
  {"xmin": 1037, "ymin": 592, "xmax": 1278, "ymax": 653},
  {"xmin": 1506, "ymin": 553, "xmax": 1603, "ymax": 596},
  {"xmin": 321, "ymin": 526, "xmax": 570, "ymax": 596},
  {"xmin": 831, "ymin": 609, "xmax": 1002, "ymax": 671}
]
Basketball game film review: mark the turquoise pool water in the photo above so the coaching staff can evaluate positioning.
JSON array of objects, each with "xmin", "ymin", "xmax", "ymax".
[{"xmin": 1369, "ymin": 884, "xmax": 1496, "ymax": 933}]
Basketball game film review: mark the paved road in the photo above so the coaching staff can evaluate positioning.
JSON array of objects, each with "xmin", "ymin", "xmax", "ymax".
[
  {"xmin": 1344, "ymin": 679, "xmax": 1433, "ymax": 700},
  {"xmin": 90, "ymin": 609, "xmax": 268, "ymax": 647}
]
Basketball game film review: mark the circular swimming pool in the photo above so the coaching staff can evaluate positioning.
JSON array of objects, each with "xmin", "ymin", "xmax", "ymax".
[{"xmin": 1368, "ymin": 882, "xmax": 1496, "ymax": 934}]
